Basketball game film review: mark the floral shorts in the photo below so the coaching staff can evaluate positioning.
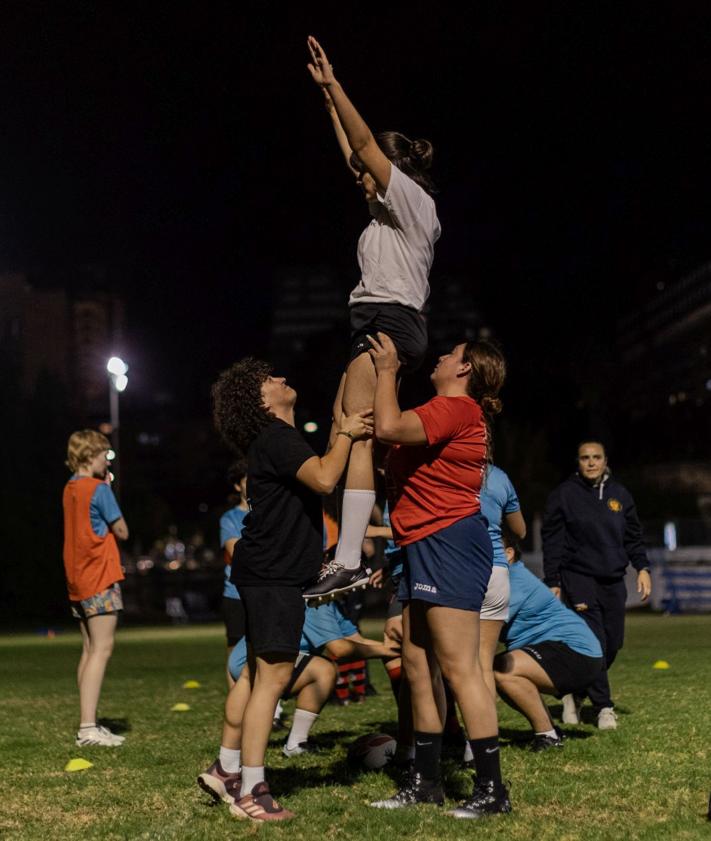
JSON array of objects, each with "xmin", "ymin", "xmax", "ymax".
[{"xmin": 71, "ymin": 582, "xmax": 123, "ymax": 620}]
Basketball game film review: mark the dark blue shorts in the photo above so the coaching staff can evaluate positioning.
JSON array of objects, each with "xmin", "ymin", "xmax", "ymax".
[{"xmin": 397, "ymin": 513, "xmax": 493, "ymax": 611}]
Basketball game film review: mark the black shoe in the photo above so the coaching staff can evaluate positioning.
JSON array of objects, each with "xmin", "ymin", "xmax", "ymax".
[
  {"xmin": 303, "ymin": 563, "xmax": 371, "ymax": 600},
  {"xmin": 448, "ymin": 778, "xmax": 512, "ymax": 819},
  {"xmin": 364, "ymin": 683, "xmax": 378, "ymax": 697},
  {"xmin": 529, "ymin": 732, "xmax": 565, "ymax": 752},
  {"xmin": 271, "ymin": 717, "xmax": 288, "ymax": 732},
  {"xmin": 370, "ymin": 771, "xmax": 445, "ymax": 809}
]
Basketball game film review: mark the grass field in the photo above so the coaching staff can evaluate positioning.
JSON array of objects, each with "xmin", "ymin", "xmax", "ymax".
[{"xmin": 0, "ymin": 614, "xmax": 709, "ymax": 840}]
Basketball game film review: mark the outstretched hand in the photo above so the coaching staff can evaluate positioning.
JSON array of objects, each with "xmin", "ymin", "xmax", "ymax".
[
  {"xmin": 306, "ymin": 35, "xmax": 336, "ymax": 88},
  {"xmin": 367, "ymin": 332, "xmax": 401, "ymax": 374}
]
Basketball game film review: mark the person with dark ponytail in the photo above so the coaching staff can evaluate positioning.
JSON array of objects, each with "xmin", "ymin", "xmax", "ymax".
[
  {"xmin": 367, "ymin": 333, "xmax": 511, "ymax": 820},
  {"xmin": 303, "ymin": 36, "xmax": 441, "ymax": 601}
]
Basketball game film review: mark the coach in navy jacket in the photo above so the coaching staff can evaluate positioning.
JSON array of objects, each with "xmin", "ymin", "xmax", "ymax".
[{"xmin": 541, "ymin": 441, "xmax": 651, "ymax": 730}]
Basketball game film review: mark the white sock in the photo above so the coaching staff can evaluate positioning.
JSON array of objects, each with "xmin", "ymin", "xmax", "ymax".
[
  {"xmin": 274, "ymin": 700, "xmax": 284, "ymax": 720},
  {"xmin": 286, "ymin": 709, "xmax": 319, "ymax": 749},
  {"xmin": 536, "ymin": 728, "xmax": 558, "ymax": 739},
  {"xmin": 219, "ymin": 746, "xmax": 241, "ymax": 773},
  {"xmin": 334, "ymin": 489, "xmax": 376, "ymax": 570},
  {"xmin": 463, "ymin": 741, "xmax": 473, "ymax": 763},
  {"xmin": 240, "ymin": 765, "xmax": 265, "ymax": 797}
]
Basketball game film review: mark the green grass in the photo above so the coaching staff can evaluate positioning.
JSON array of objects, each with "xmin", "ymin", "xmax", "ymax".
[{"xmin": 0, "ymin": 614, "xmax": 709, "ymax": 840}]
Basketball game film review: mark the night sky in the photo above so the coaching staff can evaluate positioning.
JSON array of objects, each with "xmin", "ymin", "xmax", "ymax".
[{"xmin": 3, "ymin": 2, "xmax": 711, "ymax": 425}]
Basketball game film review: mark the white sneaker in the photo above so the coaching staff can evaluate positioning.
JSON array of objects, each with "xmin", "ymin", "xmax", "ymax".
[
  {"xmin": 75, "ymin": 725, "xmax": 124, "ymax": 747},
  {"xmin": 562, "ymin": 693, "xmax": 582, "ymax": 725},
  {"xmin": 282, "ymin": 741, "xmax": 318, "ymax": 758},
  {"xmin": 597, "ymin": 707, "xmax": 618, "ymax": 730}
]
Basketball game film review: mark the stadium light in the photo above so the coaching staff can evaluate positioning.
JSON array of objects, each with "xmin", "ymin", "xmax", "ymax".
[
  {"xmin": 107, "ymin": 356, "xmax": 129, "ymax": 499},
  {"xmin": 107, "ymin": 356, "xmax": 129, "ymax": 376}
]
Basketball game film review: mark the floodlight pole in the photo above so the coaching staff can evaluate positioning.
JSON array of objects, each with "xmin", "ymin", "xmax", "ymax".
[{"xmin": 109, "ymin": 380, "xmax": 121, "ymax": 500}]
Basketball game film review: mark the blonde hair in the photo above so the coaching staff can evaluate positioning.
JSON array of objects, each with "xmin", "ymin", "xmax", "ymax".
[{"xmin": 66, "ymin": 429, "xmax": 111, "ymax": 472}]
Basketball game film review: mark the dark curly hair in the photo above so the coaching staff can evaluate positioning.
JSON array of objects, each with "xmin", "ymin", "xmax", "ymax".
[
  {"xmin": 212, "ymin": 357, "xmax": 274, "ymax": 454},
  {"xmin": 227, "ymin": 458, "xmax": 248, "ymax": 486}
]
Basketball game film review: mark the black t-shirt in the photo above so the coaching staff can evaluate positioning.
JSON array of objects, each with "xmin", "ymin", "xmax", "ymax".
[{"xmin": 231, "ymin": 419, "xmax": 323, "ymax": 587}]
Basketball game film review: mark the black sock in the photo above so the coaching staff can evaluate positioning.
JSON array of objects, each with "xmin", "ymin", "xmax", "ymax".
[
  {"xmin": 468, "ymin": 736, "xmax": 502, "ymax": 786},
  {"xmin": 413, "ymin": 731, "xmax": 442, "ymax": 780}
]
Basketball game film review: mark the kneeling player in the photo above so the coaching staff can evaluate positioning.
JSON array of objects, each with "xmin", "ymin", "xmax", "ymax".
[
  {"xmin": 493, "ymin": 533, "xmax": 604, "ymax": 750},
  {"xmin": 198, "ymin": 600, "xmax": 398, "ymax": 815}
]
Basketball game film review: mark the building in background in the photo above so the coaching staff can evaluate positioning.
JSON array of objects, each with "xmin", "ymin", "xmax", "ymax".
[
  {"xmin": 616, "ymin": 261, "xmax": 711, "ymax": 542},
  {"xmin": 617, "ymin": 261, "xmax": 711, "ymax": 456},
  {"xmin": 0, "ymin": 269, "xmax": 124, "ymax": 421}
]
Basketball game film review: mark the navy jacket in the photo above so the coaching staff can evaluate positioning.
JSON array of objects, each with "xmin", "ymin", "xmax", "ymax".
[{"xmin": 541, "ymin": 472, "xmax": 649, "ymax": 587}]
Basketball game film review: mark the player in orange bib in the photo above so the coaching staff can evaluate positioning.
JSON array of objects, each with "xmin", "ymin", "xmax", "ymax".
[{"xmin": 63, "ymin": 430, "xmax": 130, "ymax": 747}]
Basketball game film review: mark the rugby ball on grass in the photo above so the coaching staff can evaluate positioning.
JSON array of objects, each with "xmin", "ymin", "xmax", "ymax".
[{"xmin": 347, "ymin": 733, "xmax": 397, "ymax": 770}]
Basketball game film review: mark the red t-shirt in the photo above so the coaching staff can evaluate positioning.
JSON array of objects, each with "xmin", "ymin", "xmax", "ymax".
[{"xmin": 386, "ymin": 395, "xmax": 488, "ymax": 545}]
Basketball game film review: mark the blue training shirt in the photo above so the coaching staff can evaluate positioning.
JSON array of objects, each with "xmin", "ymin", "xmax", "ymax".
[
  {"xmin": 480, "ymin": 465, "xmax": 521, "ymax": 568},
  {"xmin": 227, "ymin": 601, "xmax": 357, "ymax": 680},
  {"xmin": 70, "ymin": 479, "xmax": 123, "ymax": 536},
  {"xmin": 502, "ymin": 561, "xmax": 602, "ymax": 657},
  {"xmin": 220, "ymin": 506, "xmax": 248, "ymax": 600},
  {"xmin": 382, "ymin": 504, "xmax": 403, "ymax": 578}
]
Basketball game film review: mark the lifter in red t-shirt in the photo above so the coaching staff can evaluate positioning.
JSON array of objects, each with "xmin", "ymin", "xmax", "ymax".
[{"xmin": 368, "ymin": 333, "xmax": 511, "ymax": 820}]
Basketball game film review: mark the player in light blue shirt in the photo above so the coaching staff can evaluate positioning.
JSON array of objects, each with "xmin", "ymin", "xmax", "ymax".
[
  {"xmin": 477, "ymin": 465, "xmax": 527, "ymax": 697},
  {"xmin": 481, "ymin": 465, "xmax": 524, "ymax": 569},
  {"xmin": 219, "ymin": 461, "xmax": 249, "ymax": 688},
  {"xmin": 493, "ymin": 533, "xmax": 604, "ymax": 751}
]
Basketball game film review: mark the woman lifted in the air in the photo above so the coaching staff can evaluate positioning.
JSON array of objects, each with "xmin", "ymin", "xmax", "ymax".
[{"xmin": 303, "ymin": 35, "xmax": 441, "ymax": 600}]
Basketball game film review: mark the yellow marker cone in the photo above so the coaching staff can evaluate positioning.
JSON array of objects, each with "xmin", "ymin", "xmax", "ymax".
[
  {"xmin": 183, "ymin": 680, "xmax": 201, "ymax": 689},
  {"xmin": 171, "ymin": 703, "xmax": 191, "ymax": 712},
  {"xmin": 653, "ymin": 660, "xmax": 670, "ymax": 670},
  {"xmin": 65, "ymin": 758, "xmax": 93, "ymax": 772}
]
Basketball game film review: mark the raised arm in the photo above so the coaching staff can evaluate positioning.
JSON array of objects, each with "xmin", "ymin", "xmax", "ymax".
[
  {"xmin": 368, "ymin": 332, "xmax": 427, "ymax": 445},
  {"xmin": 321, "ymin": 86, "xmax": 358, "ymax": 175},
  {"xmin": 296, "ymin": 410, "xmax": 373, "ymax": 494},
  {"xmin": 307, "ymin": 36, "xmax": 391, "ymax": 193}
]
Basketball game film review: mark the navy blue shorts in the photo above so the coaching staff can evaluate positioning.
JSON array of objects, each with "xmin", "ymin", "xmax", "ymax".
[{"xmin": 397, "ymin": 513, "xmax": 493, "ymax": 611}]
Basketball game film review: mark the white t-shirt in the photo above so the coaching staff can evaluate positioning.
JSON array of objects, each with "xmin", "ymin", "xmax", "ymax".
[{"xmin": 349, "ymin": 165, "xmax": 441, "ymax": 313}]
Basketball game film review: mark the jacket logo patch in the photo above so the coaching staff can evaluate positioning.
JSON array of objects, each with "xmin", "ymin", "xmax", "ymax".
[{"xmin": 607, "ymin": 498, "xmax": 622, "ymax": 513}]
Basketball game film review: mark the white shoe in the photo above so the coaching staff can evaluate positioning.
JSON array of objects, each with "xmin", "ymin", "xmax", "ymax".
[
  {"xmin": 597, "ymin": 707, "xmax": 618, "ymax": 730},
  {"xmin": 562, "ymin": 693, "xmax": 582, "ymax": 725},
  {"xmin": 282, "ymin": 741, "xmax": 318, "ymax": 758},
  {"xmin": 75, "ymin": 725, "xmax": 124, "ymax": 747}
]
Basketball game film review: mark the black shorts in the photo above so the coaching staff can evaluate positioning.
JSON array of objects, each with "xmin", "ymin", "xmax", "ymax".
[
  {"xmin": 349, "ymin": 302, "xmax": 427, "ymax": 373},
  {"xmin": 237, "ymin": 584, "xmax": 306, "ymax": 657},
  {"xmin": 520, "ymin": 641, "xmax": 604, "ymax": 697},
  {"xmin": 222, "ymin": 596, "xmax": 246, "ymax": 647}
]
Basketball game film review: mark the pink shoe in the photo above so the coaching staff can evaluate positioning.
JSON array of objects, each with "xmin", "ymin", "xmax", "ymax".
[
  {"xmin": 230, "ymin": 782, "xmax": 295, "ymax": 821},
  {"xmin": 197, "ymin": 759, "xmax": 242, "ymax": 805}
]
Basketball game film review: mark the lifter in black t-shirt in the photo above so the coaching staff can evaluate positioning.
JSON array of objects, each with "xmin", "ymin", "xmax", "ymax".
[{"xmin": 211, "ymin": 357, "xmax": 372, "ymax": 822}]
